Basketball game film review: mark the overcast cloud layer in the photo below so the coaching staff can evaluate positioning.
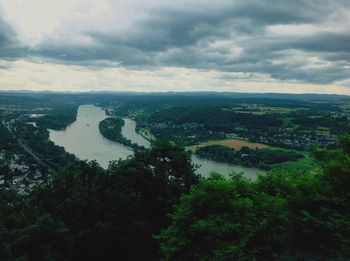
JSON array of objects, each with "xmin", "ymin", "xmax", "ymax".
[{"xmin": 0, "ymin": 0, "xmax": 349, "ymax": 93}]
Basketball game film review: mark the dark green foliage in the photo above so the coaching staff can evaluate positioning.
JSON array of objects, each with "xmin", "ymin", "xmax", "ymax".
[
  {"xmin": 1, "ymin": 111, "xmax": 350, "ymax": 260},
  {"xmin": 0, "ymin": 142, "xmax": 198, "ymax": 260},
  {"xmin": 36, "ymin": 105, "xmax": 78, "ymax": 130},
  {"xmin": 139, "ymin": 105, "xmax": 288, "ymax": 146},
  {"xmin": 196, "ymin": 145, "xmax": 304, "ymax": 169},
  {"xmin": 0, "ymin": 123, "xmax": 18, "ymax": 152},
  {"xmin": 99, "ymin": 117, "xmax": 144, "ymax": 150},
  {"xmin": 13, "ymin": 122, "xmax": 76, "ymax": 170},
  {"xmin": 120, "ymin": 94, "xmax": 347, "ymax": 149},
  {"xmin": 0, "ymin": 190, "xmax": 19, "ymax": 260},
  {"xmin": 157, "ymin": 136, "xmax": 350, "ymax": 260},
  {"xmin": 292, "ymin": 114, "xmax": 350, "ymax": 134},
  {"xmin": 98, "ymin": 117, "xmax": 125, "ymax": 141},
  {"xmin": 149, "ymin": 106, "xmax": 283, "ymax": 133},
  {"xmin": 157, "ymin": 171, "xmax": 291, "ymax": 260}
]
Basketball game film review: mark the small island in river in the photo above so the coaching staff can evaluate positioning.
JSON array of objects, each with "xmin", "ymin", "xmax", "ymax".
[{"xmin": 99, "ymin": 117, "xmax": 144, "ymax": 151}]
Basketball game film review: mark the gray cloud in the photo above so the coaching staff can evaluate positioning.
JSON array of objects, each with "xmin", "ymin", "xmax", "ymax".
[
  {"xmin": 0, "ymin": 13, "xmax": 28, "ymax": 60},
  {"xmin": 0, "ymin": 16, "xmax": 13, "ymax": 44},
  {"xmin": 0, "ymin": 15, "xmax": 16, "ymax": 54},
  {"xmin": 294, "ymin": 33, "xmax": 350, "ymax": 53},
  {"xmin": 3, "ymin": 0, "xmax": 350, "ymax": 84}
]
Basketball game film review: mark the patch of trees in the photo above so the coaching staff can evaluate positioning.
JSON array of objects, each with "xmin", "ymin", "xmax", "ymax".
[
  {"xmin": 99, "ymin": 117, "xmax": 144, "ymax": 151},
  {"xmin": 114, "ymin": 94, "xmax": 343, "ymax": 118},
  {"xmin": 158, "ymin": 137, "xmax": 350, "ymax": 259},
  {"xmin": 144, "ymin": 123, "xmax": 226, "ymax": 146},
  {"xmin": 0, "ymin": 95, "xmax": 45, "ymax": 108},
  {"xmin": 292, "ymin": 114, "xmax": 350, "ymax": 134},
  {"xmin": 36, "ymin": 105, "xmax": 78, "ymax": 130},
  {"xmin": 0, "ymin": 142, "xmax": 198, "ymax": 260},
  {"xmin": 143, "ymin": 106, "xmax": 284, "ymax": 145},
  {"xmin": 111, "ymin": 96, "xmax": 347, "ymax": 148},
  {"xmin": 14, "ymin": 122, "xmax": 76, "ymax": 170},
  {"xmin": 0, "ymin": 123, "xmax": 19, "ymax": 153},
  {"xmin": 0, "ymin": 138, "xmax": 349, "ymax": 260},
  {"xmin": 196, "ymin": 145, "xmax": 304, "ymax": 170},
  {"xmin": 149, "ymin": 106, "xmax": 283, "ymax": 132}
]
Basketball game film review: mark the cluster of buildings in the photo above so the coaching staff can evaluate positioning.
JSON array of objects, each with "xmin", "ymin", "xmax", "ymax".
[
  {"xmin": 0, "ymin": 152, "xmax": 47, "ymax": 196},
  {"xmin": 251, "ymin": 130, "xmax": 337, "ymax": 149}
]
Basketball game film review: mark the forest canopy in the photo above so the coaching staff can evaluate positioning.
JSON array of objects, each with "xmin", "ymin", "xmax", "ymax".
[{"xmin": 0, "ymin": 137, "xmax": 349, "ymax": 260}]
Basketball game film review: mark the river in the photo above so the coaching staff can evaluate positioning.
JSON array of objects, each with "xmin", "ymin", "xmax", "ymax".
[
  {"xmin": 49, "ymin": 105, "xmax": 133, "ymax": 168},
  {"xmin": 49, "ymin": 105, "xmax": 265, "ymax": 179}
]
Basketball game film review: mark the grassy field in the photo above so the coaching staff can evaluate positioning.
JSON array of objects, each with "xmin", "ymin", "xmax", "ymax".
[
  {"xmin": 128, "ymin": 109, "xmax": 146, "ymax": 119},
  {"xmin": 186, "ymin": 139, "xmax": 269, "ymax": 152},
  {"xmin": 265, "ymin": 148, "xmax": 315, "ymax": 171},
  {"xmin": 273, "ymin": 156, "xmax": 315, "ymax": 171}
]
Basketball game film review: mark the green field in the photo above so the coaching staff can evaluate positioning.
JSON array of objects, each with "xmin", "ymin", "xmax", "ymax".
[
  {"xmin": 138, "ymin": 128, "xmax": 156, "ymax": 141},
  {"xmin": 267, "ymin": 148, "xmax": 315, "ymax": 171}
]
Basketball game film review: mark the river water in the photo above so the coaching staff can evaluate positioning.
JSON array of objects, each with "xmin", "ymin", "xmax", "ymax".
[
  {"xmin": 121, "ymin": 118, "xmax": 151, "ymax": 148},
  {"xmin": 49, "ymin": 105, "xmax": 265, "ymax": 179},
  {"xmin": 49, "ymin": 105, "xmax": 133, "ymax": 168}
]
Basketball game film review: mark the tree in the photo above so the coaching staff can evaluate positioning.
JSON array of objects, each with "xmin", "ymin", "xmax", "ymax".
[
  {"xmin": 4, "ymin": 141, "xmax": 198, "ymax": 260},
  {"xmin": 157, "ymin": 136, "xmax": 350, "ymax": 260},
  {"xmin": 157, "ymin": 172, "xmax": 289, "ymax": 260}
]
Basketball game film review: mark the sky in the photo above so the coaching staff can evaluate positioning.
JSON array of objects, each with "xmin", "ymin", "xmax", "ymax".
[{"xmin": 0, "ymin": 0, "xmax": 349, "ymax": 94}]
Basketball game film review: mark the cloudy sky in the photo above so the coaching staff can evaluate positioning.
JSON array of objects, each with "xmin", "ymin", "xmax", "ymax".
[{"xmin": 0, "ymin": 0, "xmax": 349, "ymax": 93}]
